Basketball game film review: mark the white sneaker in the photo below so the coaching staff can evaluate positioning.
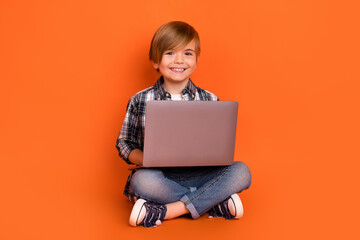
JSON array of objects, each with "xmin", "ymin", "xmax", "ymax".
[
  {"xmin": 227, "ymin": 193, "xmax": 244, "ymax": 219},
  {"xmin": 129, "ymin": 199, "xmax": 167, "ymax": 228},
  {"xmin": 208, "ymin": 194, "xmax": 244, "ymax": 220}
]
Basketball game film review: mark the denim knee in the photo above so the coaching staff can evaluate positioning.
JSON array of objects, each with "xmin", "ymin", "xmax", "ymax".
[
  {"xmin": 129, "ymin": 169, "xmax": 165, "ymax": 199},
  {"xmin": 129, "ymin": 168, "xmax": 188, "ymax": 204},
  {"xmin": 231, "ymin": 161, "xmax": 252, "ymax": 192}
]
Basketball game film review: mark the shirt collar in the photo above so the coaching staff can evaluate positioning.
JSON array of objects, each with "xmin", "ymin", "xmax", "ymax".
[{"xmin": 154, "ymin": 76, "xmax": 197, "ymax": 100}]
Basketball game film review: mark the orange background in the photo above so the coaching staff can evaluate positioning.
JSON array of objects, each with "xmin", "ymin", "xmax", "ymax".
[{"xmin": 1, "ymin": 0, "xmax": 359, "ymax": 239}]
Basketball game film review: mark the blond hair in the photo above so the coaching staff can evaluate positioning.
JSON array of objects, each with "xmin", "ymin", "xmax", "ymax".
[{"xmin": 149, "ymin": 21, "xmax": 200, "ymax": 64}]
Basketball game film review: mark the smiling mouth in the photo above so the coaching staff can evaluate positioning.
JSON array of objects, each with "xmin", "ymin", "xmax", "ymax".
[{"xmin": 170, "ymin": 68, "xmax": 186, "ymax": 72}]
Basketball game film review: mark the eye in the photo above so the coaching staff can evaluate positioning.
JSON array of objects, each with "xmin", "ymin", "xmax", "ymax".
[
  {"xmin": 165, "ymin": 51, "xmax": 174, "ymax": 55},
  {"xmin": 185, "ymin": 52, "xmax": 193, "ymax": 56}
]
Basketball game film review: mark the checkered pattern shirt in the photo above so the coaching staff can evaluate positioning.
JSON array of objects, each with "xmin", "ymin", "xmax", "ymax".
[
  {"xmin": 116, "ymin": 77, "xmax": 219, "ymax": 199},
  {"xmin": 116, "ymin": 76, "xmax": 219, "ymax": 165}
]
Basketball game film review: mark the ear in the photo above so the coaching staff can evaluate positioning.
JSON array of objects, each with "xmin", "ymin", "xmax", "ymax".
[{"xmin": 152, "ymin": 61, "xmax": 159, "ymax": 70}]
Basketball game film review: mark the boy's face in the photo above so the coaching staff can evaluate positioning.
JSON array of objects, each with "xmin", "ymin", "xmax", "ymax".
[{"xmin": 153, "ymin": 40, "xmax": 198, "ymax": 85}]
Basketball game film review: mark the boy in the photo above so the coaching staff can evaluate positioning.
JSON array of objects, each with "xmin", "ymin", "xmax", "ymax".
[{"xmin": 116, "ymin": 21, "xmax": 251, "ymax": 228}]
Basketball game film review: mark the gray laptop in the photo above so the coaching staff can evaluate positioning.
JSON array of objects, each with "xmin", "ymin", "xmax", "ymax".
[{"xmin": 142, "ymin": 101, "xmax": 238, "ymax": 167}]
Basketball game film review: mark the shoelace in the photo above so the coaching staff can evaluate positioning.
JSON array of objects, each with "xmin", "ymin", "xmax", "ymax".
[
  {"xmin": 208, "ymin": 197, "xmax": 233, "ymax": 220},
  {"xmin": 141, "ymin": 203, "xmax": 167, "ymax": 228}
]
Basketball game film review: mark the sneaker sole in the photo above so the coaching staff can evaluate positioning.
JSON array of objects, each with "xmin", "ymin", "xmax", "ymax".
[
  {"xmin": 230, "ymin": 194, "xmax": 244, "ymax": 219},
  {"xmin": 129, "ymin": 199, "xmax": 147, "ymax": 226}
]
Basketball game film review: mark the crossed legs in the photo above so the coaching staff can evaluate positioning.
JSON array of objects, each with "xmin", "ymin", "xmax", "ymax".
[{"xmin": 129, "ymin": 161, "xmax": 251, "ymax": 222}]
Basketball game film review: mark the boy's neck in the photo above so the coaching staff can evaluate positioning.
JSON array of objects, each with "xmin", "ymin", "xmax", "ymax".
[{"xmin": 162, "ymin": 78, "xmax": 189, "ymax": 95}]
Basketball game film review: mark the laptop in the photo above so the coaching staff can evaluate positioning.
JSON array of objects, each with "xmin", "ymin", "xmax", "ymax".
[{"xmin": 142, "ymin": 101, "xmax": 238, "ymax": 167}]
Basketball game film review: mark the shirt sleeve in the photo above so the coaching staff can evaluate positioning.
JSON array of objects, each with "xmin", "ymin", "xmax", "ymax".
[
  {"xmin": 115, "ymin": 96, "xmax": 141, "ymax": 165},
  {"xmin": 206, "ymin": 90, "xmax": 219, "ymax": 101}
]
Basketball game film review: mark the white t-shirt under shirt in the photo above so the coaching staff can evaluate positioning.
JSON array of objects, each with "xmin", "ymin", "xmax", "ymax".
[{"xmin": 171, "ymin": 94, "xmax": 183, "ymax": 101}]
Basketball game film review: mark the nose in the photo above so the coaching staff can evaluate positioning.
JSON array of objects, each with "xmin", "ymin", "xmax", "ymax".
[{"xmin": 174, "ymin": 54, "xmax": 184, "ymax": 64}]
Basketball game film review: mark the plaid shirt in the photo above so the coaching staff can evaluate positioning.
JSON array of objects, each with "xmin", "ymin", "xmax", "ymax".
[{"xmin": 116, "ymin": 76, "xmax": 219, "ymax": 198}]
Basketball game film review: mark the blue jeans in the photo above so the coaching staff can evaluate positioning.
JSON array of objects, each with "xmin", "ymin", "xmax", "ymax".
[{"xmin": 129, "ymin": 161, "xmax": 251, "ymax": 219}]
